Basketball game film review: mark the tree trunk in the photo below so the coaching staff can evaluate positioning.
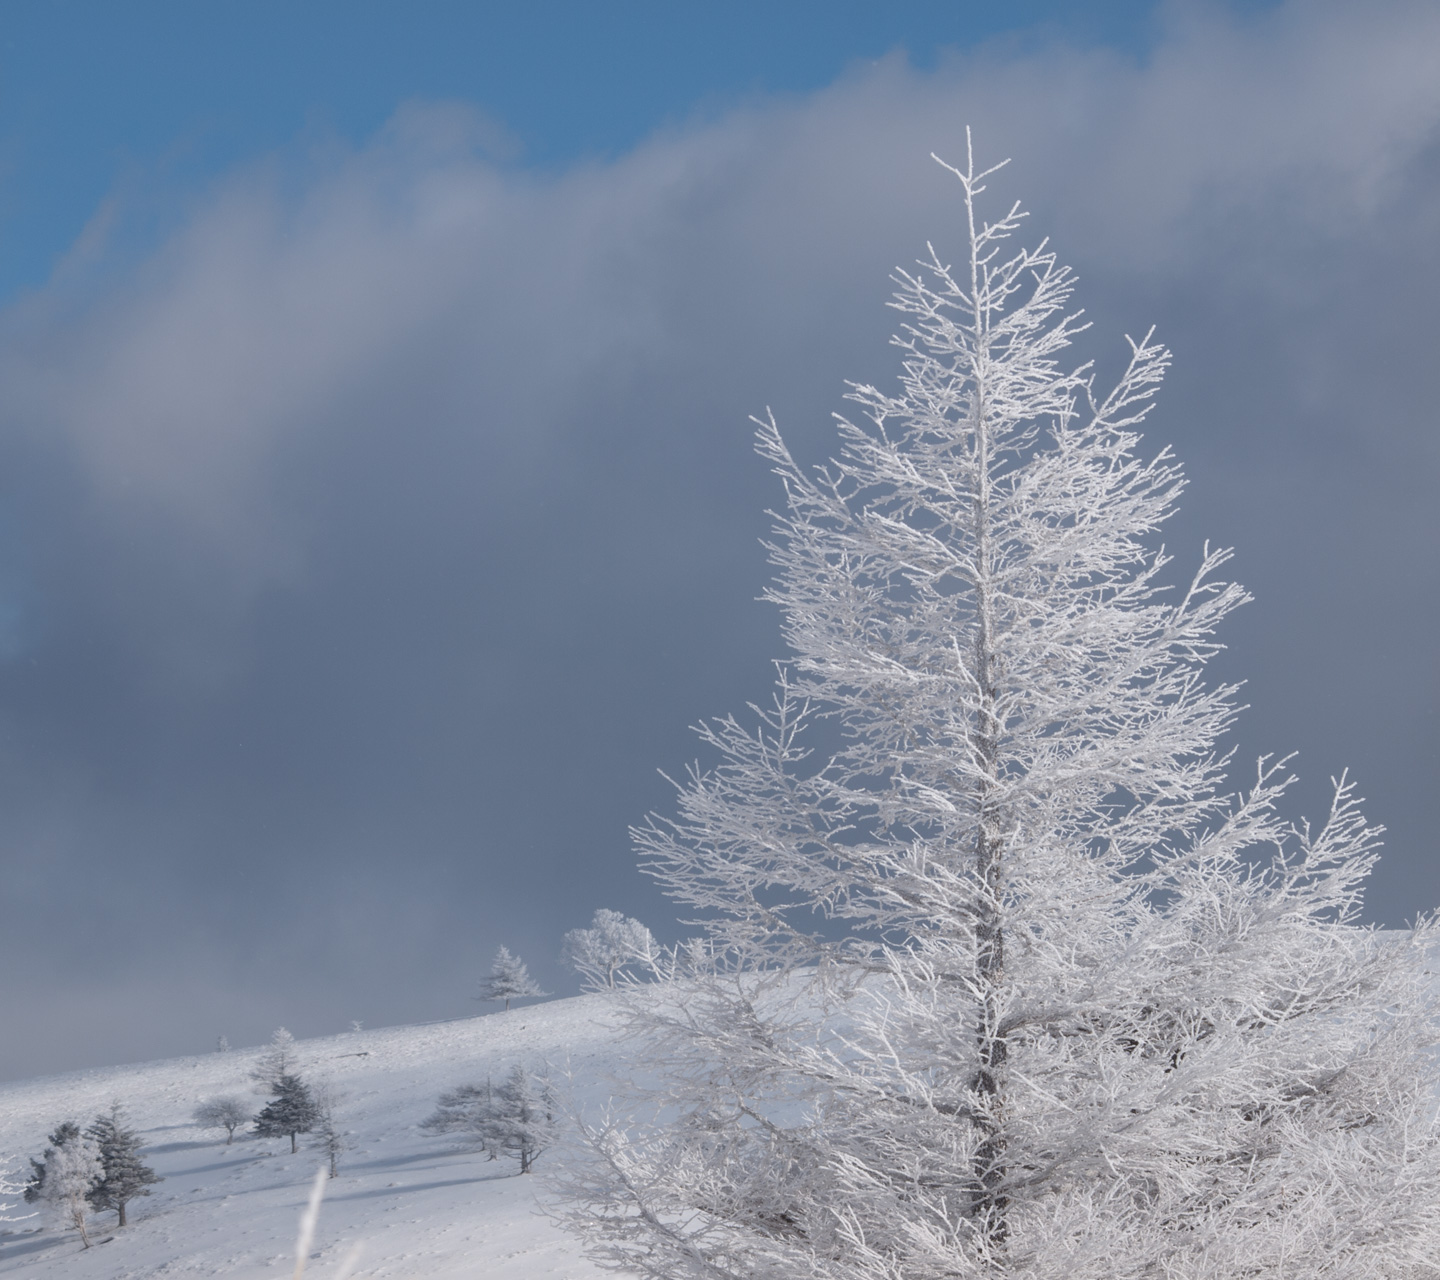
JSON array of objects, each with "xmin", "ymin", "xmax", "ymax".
[
  {"xmin": 117, "ymin": 1200, "xmax": 127, "ymax": 1228},
  {"xmin": 290, "ymin": 1132, "xmax": 297, "ymax": 1154},
  {"xmin": 971, "ymin": 683, "xmax": 1008, "ymax": 1249},
  {"xmin": 967, "ymin": 282, "xmax": 1008, "ymax": 1248}
]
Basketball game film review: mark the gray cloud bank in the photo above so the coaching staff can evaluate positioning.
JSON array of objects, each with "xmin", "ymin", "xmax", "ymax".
[{"xmin": 1, "ymin": 0, "xmax": 1437, "ymax": 1078}]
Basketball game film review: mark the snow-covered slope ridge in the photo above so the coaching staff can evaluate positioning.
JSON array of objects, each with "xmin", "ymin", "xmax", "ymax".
[{"xmin": 0, "ymin": 995, "xmax": 617, "ymax": 1278}]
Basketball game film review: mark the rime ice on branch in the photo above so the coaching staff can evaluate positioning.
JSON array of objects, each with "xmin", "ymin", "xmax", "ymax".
[{"xmin": 552, "ymin": 136, "xmax": 1440, "ymax": 1280}]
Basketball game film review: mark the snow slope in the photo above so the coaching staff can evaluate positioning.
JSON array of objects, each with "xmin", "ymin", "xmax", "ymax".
[{"xmin": 0, "ymin": 995, "xmax": 620, "ymax": 1278}]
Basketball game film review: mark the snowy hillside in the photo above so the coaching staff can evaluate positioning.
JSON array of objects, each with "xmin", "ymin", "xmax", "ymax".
[{"xmin": 0, "ymin": 996, "xmax": 619, "ymax": 1278}]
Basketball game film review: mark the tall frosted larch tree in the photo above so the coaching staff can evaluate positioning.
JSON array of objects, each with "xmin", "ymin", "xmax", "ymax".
[{"xmin": 553, "ymin": 140, "xmax": 1440, "ymax": 1280}]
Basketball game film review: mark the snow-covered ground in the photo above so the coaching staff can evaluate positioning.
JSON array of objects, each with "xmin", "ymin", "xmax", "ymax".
[{"xmin": 0, "ymin": 996, "xmax": 619, "ymax": 1277}]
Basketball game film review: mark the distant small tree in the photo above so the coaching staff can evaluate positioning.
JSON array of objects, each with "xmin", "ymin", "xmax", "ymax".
[
  {"xmin": 477, "ymin": 945, "xmax": 549, "ymax": 1011},
  {"xmin": 490, "ymin": 1064, "xmax": 555, "ymax": 1174},
  {"xmin": 193, "ymin": 1096, "xmax": 252, "ymax": 1145},
  {"xmin": 423, "ymin": 1064, "xmax": 554, "ymax": 1174},
  {"xmin": 250, "ymin": 1027, "xmax": 299, "ymax": 1092},
  {"xmin": 422, "ymin": 1079, "xmax": 502, "ymax": 1160},
  {"xmin": 216, "ymin": 1035, "xmax": 230, "ymax": 1053},
  {"xmin": 23, "ymin": 1121, "xmax": 82, "ymax": 1203},
  {"xmin": 255, "ymin": 1074, "xmax": 320, "ymax": 1154},
  {"xmin": 311, "ymin": 1085, "xmax": 346, "ymax": 1179},
  {"xmin": 39, "ymin": 1134, "xmax": 101, "ymax": 1248},
  {"xmin": 86, "ymin": 1103, "xmax": 161, "ymax": 1228},
  {"xmin": 561, "ymin": 909, "xmax": 655, "ymax": 989}
]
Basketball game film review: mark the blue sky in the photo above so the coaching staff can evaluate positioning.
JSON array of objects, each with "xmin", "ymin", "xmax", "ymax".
[{"xmin": 0, "ymin": 0, "xmax": 1436, "ymax": 1079}]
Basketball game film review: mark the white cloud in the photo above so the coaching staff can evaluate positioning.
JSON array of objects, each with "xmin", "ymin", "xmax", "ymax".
[{"xmin": 8, "ymin": 1, "xmax": 1437, "ymax": 551}]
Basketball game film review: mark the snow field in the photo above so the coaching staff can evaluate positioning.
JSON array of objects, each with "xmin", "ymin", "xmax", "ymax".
[{"xmin": 0, "ymin": 996, "xmax": 618, "ymax": 1278}]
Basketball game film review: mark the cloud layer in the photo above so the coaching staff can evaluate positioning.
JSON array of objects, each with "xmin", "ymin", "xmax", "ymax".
[{"xmin": 2, "ymin": 0, "xmax": 1438, "ymax": 1077}]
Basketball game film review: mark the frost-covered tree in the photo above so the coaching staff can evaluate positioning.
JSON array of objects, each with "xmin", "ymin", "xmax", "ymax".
[
  {"xmin": 250, "ymin": 1027, "xmax": 299, "ymax": 1091},
  {"xmin": 490, "ymin": 1064, "xmax": 556, "ymax": 1174},
  {"xmin": 255, "ymin": 1074, "xmax": 321, "ymax": 1154},
  {"xmin": 561, "ymin": 909, "xmax": 655, "ymax": 989},
  {"xmin": 22, "ymin": 1120, "xmax": 81, "ymax": 1204},
  {"xmin": 552, "ymin": 140, "xmax": 1440, "ymax": 1280},
  {"xmin": 38, "ymin": 1133, "xmax": 101, "ymax": 1248},
  {"xmin": 422, "ymin": 1078, "xmax": 503, "ymax": 1160},
  {"xmin": 86, "ymin": 1103, "xmax": 161, "ymax": 1227},
  {"xmin": 424, "ymin": 1064, "xmax": 555, "ymax": 1174},
  {"xmin": 193, "ymin": 1095, "xmax": 252, "ymax": 1144},
  {"xmin": 478, "ymin": 945, "xmax": 550, "ymax": 1010},
  {"xmin": 311, "ymin": 1085, "xmax": 346, "ymax": 1179}
]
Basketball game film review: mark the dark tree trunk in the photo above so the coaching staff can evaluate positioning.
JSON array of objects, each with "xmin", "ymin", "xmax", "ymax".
[{"xmin": 968, "ymin": 407, "xmax": 1009, "ymax": 1250}]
